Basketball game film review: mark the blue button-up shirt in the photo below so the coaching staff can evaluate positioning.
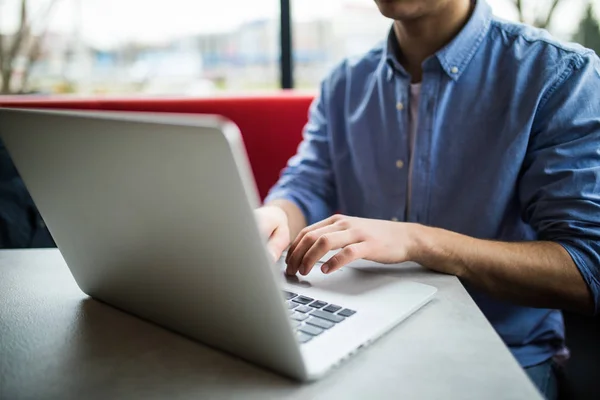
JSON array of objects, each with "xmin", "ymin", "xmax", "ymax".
[{"xmin": 265, "ymin": 0, "xmax": 600, "ymax": 367}]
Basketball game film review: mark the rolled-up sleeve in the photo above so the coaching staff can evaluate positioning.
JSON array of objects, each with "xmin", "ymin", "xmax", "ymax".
[
  {"xmin": 264, "ymin": 81, "xmax": 337, "ymax": 225},
  {"xmin": 519, "ymin": 51, "xmax": 600, "ymax": 313}
]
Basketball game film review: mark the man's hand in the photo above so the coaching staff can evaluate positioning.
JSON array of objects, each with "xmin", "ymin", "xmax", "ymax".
[
  {"xmin": 285, "ymin": 214, "xmax": 421, "ymax": 276},
  {"xmin": 255, "ymin": 206, "xmax": 291, "ymax": 262},
  {"xmin": 270, "ymin": 211, "xmax": 593, "ymax": 313}
]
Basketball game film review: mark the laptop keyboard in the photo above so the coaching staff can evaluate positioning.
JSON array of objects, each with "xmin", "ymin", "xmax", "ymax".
[{"xmin": 284, "ymin": 291, "xmax": 357, "ymax": 344}]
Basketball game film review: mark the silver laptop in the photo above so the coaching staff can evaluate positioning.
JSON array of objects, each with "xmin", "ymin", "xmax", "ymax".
[{"xmin": 0, "ymin": 108, "xmax": 436, "ymax": 381}]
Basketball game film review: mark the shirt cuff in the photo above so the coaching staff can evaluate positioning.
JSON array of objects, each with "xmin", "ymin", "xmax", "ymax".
[{"xmin": 557, "ymin": 239, "xmax": 600, "ymax": 315}]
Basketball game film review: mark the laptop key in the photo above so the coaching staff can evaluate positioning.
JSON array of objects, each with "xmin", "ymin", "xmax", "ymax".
[
  {"xmin": 295, "ymin": 305, "xmax": 313, "ymax": 313},
  {"xmin": 292, "ymin": 296, "xmax": 313, "ymax": 305},
  {"xmin": 338, "ymin": 308, "xmax": 356, "ymax": 317},
  {"xmin": 290, "ymin": 320, "xmax": 301, "ymax": 329},
  {"xmin": 299, "ymin": 324, "xmax": 324, "ymax": 336},
  {"xmin": 309, "ymin": 300, "xmax": 327, "ymax": 308},
  {"xmin": 287, "ymin": 301, "xmax": 299, "ymax": 309},
  {"xmin": 284, "ymin": 291, "xmax": 298, "ymax": 300},
  {"xmin": 290, "ymin": 312, "xmax": 309, "ymax": 321},
  {"xmin": 306, "ymin": 317, "xmax": 334, "ymax": 330},
  {"xmin": 297, "ymin": 332, "xmax": 313, "ymax": 344},
  {"xmin": 323, "ymin": 304, "xmax": 342, "ymax": 313},
  {"xmin": 311, "ymin": 309, "xmax": 345, "ymax": 323}
]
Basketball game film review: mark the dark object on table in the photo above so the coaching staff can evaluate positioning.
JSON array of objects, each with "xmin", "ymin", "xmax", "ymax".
[{"xmin": 0, "ymin": 137, "xmax": 55, "ymax": 249}]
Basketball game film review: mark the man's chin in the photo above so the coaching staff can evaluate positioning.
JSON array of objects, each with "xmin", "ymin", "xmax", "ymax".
[{"xmin": 374, "ymin": 0, "xmax": 431, "ymax": 21}]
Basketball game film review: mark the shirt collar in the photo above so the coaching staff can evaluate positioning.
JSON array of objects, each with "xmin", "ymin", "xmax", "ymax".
[
  {"xmin": 436, "ymin": 0, "xmax": 492, "ymax": 80},
  {"xmin": 384, "ymin": 27, "xmax": 408, "ymax": 80},
  {"xmin": 384, "ymin": 0, "xmax": 493, "ymax": 82}
]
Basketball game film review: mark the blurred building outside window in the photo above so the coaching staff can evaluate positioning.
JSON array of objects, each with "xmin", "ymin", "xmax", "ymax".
[
  {"xmin": 0, "ymin": 0, "xmax": 281, "ymax": 96},
  {"xmin": 0, "ymin": 0, "xmax": 598, "ymax": 97}
]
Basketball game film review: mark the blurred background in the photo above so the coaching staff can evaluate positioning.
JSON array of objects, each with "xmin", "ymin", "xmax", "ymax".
[{"xmin": 0, "ymin": 0, "xmax": 598, "ymax": 97}]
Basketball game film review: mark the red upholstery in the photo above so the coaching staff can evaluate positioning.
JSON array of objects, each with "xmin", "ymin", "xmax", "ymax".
[{"xmin": 0, "ymin": 94, "xmax": 314, "ymax": 200}]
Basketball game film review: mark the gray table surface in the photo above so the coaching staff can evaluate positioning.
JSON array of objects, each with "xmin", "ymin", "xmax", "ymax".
[{"xmin": 0, "ymin": 249, "xmax": 542, "ymax": 400}]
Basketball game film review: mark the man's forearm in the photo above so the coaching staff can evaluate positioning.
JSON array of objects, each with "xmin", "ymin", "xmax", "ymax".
[
  {"xmin": 412, "ymin": 225, "xmax": 594, "ymax": 314},
  {"xmin": 265, "ymin": 199, "xmax": 307, "ymax": 242}
]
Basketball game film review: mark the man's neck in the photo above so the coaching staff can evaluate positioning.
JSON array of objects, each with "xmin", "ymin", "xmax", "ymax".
[{"xmin": 393, "ymin": 0, "xmax": 473, "ymax": 82}]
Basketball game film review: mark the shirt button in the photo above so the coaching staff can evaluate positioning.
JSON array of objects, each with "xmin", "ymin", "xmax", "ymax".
[
  {"xmin": 451, "ymin": 66, "xmax": 459, "ymax": 74},
  {"xmin": 391, "ymin": 217, "xmax": 399, "ymax": 222},
  {"xmin": 396, "ymin": 159, "xmax": 404, "ymax": 169},
  {"xmin": 396, "ymin": 102, "xmax": 404, "ymax": 111}
]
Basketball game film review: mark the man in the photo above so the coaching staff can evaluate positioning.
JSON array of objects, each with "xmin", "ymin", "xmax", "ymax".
[{"xmin": 255, "ymin": 0, "xmax": 600, "ymax": 398}]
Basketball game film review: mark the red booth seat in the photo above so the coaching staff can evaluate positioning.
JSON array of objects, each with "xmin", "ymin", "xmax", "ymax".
[{"xmin": 0, "ymin": 94, "xmax": 315, "ymax": 200}]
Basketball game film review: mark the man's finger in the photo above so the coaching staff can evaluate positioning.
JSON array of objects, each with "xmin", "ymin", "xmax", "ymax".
[
  {"xmin": 300, "ymin": 230, "xmax": 358, "ymax": 275},
  {"xmin": 286, "ymin": 223, "xmax": 344, "ymax": 275},
  {"xmin": 286, "ymin": 215, "xmax": 342, "ymax": 263},
  {"xmin": 321, "ymin": 242, "xmax": 368, "ymax": 274}
]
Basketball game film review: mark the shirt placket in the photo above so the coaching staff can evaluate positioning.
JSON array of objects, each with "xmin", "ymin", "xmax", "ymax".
[
  {"xmin": 391, "ymin": 75, "xmax": 410, "ymax": 222},
  {"xmin": 406, "ymin": 67, "xmax": 439, "ymax": 224}
]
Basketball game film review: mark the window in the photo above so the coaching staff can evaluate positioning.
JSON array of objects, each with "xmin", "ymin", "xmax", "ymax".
[
  {"xmin": 0, "ymin": 0, "xmax": 597, "ymax": 95},
  {"xmin": 292, "ymin": 0, "xmax": 391, "ymax": 89},
  {"xmin": 0, "ymin": 0, "xmax": 280, "ymax": 95}
]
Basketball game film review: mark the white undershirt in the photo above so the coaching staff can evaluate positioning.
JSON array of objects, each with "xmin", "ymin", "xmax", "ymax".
[{"xmin": 406, "ymin": 83, "xmax": 421, "ymax": 218}]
